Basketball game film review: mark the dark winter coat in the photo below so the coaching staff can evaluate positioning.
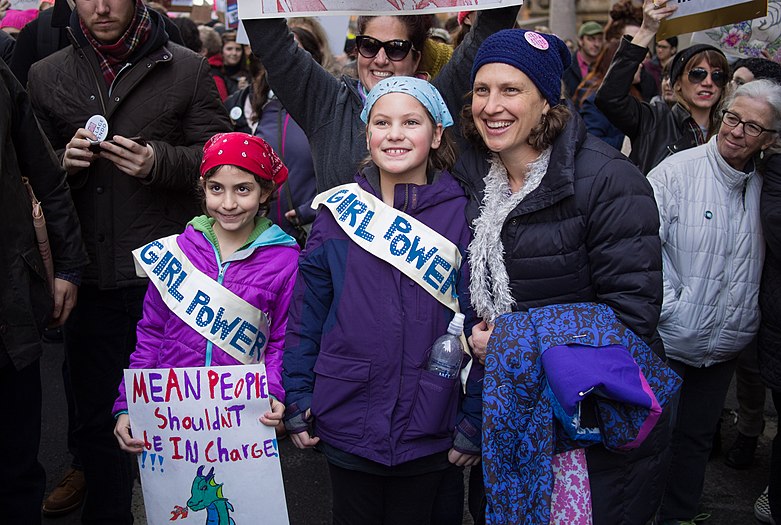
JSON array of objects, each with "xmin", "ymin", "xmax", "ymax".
[
  {"xmin": 243, "ymin": 5, "xmax": 520, "ymax": 192},
  {"xmin": 27, "ymin": 10, "xmax": 231, "ymax": 289},
  {"xmin": 759, "ymin": 155, "xmax": 781, "ymax": 392},
  {"xmin": 283, "ymin": 169, "xmax": 482, "ymax": 467},
  {"xmin": 452, "ymin": 111, "xmax": 669, "ymax": 525},
  {"xmin": 595, "ymin": 36, "xmax": 705, "ymax": 174},
  {"xmin": 0, "ymin": 59, "xmax": 88, "ymax": 370},
  {"xmin": 453, "ymin": 112, "xmax": 663, "ymax": 353}
]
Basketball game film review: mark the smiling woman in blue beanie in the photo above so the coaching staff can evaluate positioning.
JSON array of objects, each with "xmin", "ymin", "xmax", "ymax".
[{"xmin": 452, "ymin": 28, "xmax": 672, "ymax": 524}]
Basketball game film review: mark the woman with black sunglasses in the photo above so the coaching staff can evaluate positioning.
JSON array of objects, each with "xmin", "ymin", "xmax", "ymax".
[
  {"xmin": 595, "ymin": 0, "xmax": 728, "ymax": 174},
  {"xmin": 242, "ymin": 6, "xmax": 520, "ymax": 193}
]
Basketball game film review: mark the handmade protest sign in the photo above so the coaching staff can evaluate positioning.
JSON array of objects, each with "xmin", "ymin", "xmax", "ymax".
[
  {"xmin": 125, "ymin": 365, "xmax": 289, "ymax": 525},
  {"xmin": 691, "ymin": 0, "xmax": 781, "ymax": 60},
  {"xmin": 238, "ymin": 0, "xmax": 521, "ymax": 19},
  {"xmin": 658, "ymin": 0, "xmax": 767, "ymax": 40}
]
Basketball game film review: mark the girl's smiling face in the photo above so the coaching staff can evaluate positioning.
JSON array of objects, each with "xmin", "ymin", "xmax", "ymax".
[
  {"xmin": 203, "ymin": 165, "xmax": 271, "ymax": 241},
  {"xmin": 366, "ymin": 92, "xmax": 442, "ymax": 183}
]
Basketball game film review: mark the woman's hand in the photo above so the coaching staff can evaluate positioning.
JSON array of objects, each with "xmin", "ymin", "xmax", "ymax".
[
  {"xmin": 636, "ymin": 0, "xmax": 678, "ymax": 44},
  {"xmin": 468, "ymin": 320, "xmax": 494, "ymax": 365},
  {"xmin": 113, "ymin": 414, "xmax": 144, "ymax": 454}
]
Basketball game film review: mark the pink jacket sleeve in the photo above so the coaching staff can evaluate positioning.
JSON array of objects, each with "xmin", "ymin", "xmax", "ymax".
[{"xmin": 112, "ymin": 282, "xmax": 171, "ymax": 416}]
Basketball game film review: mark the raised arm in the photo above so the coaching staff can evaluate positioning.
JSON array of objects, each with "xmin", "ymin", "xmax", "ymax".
[
  {"xmin": 244, "ymin": 17, "xmax": 343, "ymax": 137},
  {"xmin": 595, "ymin": 0, "xmax": 677, "ymax": 139}
]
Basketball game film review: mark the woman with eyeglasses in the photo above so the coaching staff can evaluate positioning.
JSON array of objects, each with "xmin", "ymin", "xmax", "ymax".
[
  {"xmin": 646, "ymin": 79, "xmax": 781, "ymax": 524},
  {"xmin": 595, "ymin": 0, "xmax": 728, "ymax": 174},
  {"xmin": 242, "ymin": 7, "xmax": 520, "ymax": 193}
]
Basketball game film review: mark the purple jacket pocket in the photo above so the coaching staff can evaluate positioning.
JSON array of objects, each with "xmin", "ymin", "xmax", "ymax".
[
  {"xmin": 403, "ymin": 369, "xmax": 460, "ymax": 442},
  {"xmin": 311, "ymin": 352, "xmax": 371, "ymax": 438}
]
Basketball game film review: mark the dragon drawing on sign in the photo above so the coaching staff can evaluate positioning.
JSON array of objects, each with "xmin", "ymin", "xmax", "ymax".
[{"xmin": 186, "ymin": 465, "xmax": 236, "ymax": 525}]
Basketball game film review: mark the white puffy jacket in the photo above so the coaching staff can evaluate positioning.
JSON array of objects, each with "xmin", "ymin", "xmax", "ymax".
[{"xmin": 648, "ymin": 137, "xmax": 764, "ymax": 367}]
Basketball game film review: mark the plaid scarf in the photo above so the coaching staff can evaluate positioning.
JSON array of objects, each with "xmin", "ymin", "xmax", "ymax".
[{"xmin": 79, "ymin": 0, "xmax": 151, "ymax": 87}]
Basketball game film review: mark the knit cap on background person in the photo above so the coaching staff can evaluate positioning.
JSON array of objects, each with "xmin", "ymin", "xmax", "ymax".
[
  {"xmin": 471, "ymin": 28, "xmax": 572, "ymax": 107},
  {"xmin": 668, "ymin": 43, "xmax": 722, "ymax": 87},
  {"xmin": 418, "ymin": 38, "xmax": 454, "ymax": 81}
]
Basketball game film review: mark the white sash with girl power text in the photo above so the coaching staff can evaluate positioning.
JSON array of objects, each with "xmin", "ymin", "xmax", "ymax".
[
  {"xmin": 132, "ymin": 235, "xmax": 269, "ymax": 366},
  {"xmin": 311, "ymin": 183, "xmax": 472, "ymax": 386}
]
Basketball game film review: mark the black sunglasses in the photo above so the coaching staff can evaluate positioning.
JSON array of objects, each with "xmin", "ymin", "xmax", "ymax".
[
  {"xmin": 355, "ymin": 36, "xmax": 415, "ymax": 62},
  {"xmin": 687, "ymin": 67, "xmax": 727, "ymax": 87}
]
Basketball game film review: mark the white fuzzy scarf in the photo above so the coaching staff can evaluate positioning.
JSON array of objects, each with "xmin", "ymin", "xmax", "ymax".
[{"xmin": 468, "ymin": 148, "xmax": 552, "ymax": 323}]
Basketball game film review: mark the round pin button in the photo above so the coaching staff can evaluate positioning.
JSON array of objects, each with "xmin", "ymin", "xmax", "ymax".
[
  {"xmin": 705, "ymin": 211, "xmax": 713, "ymax": 219},
  {"xmin": 229, "ymin": 106, "xmax": 243, "ymax": 120},
  {"xmin": 85, "ymin": 115, "xmax": 109, "ymax": 141},
  {"xmin": 525, "ymin": 31, "xmax": 549, "ymax": 51}
]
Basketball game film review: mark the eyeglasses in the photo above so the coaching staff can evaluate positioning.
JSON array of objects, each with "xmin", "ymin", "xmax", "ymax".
[
  {"xmin": 721, "ymin": 110, "xmax": 776, "ymax": 137},
  {"xmin": 355, "ymin": 36, "xmax": 415, "ymax": 62},
  {"xmin": 687, "ymin": 67, "xmax": 727, "ymax": 87}
]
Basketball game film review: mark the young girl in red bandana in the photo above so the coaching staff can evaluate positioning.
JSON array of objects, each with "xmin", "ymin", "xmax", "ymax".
[{"xmin": 112, "ymin": 132, "xmax": 300, "ymax": 450}]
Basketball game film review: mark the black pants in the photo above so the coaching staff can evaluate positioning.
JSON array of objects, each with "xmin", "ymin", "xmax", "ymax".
[
  {"xmin": 65, "ymin": 285, "xmax": 146, "ymax": 524},
  {"xmin": 328, "ymin": 463, "xmax": 447, "ymax": 525},
  {"xmin": 770, "ymin": 390, "xmax": 781, "ymax": 519},
  {"xmin": 658, "ymin": 358, "xmax": 738, "ymax": 521},
  {"xmin": 0, "ymin": 360, "xmax": 45, "ymax": 525}
]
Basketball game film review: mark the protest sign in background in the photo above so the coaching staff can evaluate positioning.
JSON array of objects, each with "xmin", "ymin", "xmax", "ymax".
[
  {"xmin": 9, "ymin": 0, "xmax": 40, "ymax": 10},
  {"xmin": 658, "ymin": 0, "xmax": 767, "ymax": 40},
  {"xmin": 125, "ymin": 364, "xmax": 289, "ymax": 525},
  {"xmin": 238, "ymin": 0, "xmax": 521, "ymax": 20},
  {"xmin": 691, "ymin": 0, "xmax": 781, "ymax": 61}
]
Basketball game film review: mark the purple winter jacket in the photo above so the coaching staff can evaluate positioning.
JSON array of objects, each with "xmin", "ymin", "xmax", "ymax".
[
  {"xmin": 113, "ymin": 219, "xmax": 299, "ymax": 415},
  {"xmin": 283, "ymin": 169, "xmax": 481, "ymax": 467}
]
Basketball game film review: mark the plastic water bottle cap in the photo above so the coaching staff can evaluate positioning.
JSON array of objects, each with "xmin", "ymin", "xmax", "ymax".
[{"xmin": 447, "ymin": 313, "xmax": 465, "ymax": 336}]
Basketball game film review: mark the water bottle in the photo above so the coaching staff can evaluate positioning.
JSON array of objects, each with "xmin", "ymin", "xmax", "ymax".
[{"xmin": 426, "ymin": 313, "xmax": 465, "ymax": 379}]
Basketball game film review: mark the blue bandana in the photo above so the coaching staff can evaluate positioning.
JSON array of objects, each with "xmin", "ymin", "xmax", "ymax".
[{"xmin": 360, "ymin": 76, "xmax": 454, "ymax": 128}]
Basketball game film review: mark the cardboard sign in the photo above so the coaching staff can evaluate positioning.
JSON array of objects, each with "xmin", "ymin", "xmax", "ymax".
[
  {"xmin": 658, "ymin": 0, "xmax": 768, "ymax": 40},
  {"xmin": 238, "ymin": 0, "xmax": 521, "ymax": 19},
  {"xmin": 125, "ymin": 365, "xmax": 289, "ymax": 525},
  {"xmin": 691, "ymin": 0, "xmax": 781, "ymax": 60}
]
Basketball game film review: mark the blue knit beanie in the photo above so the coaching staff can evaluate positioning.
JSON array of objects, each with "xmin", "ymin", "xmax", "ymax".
[{"xmin": 471, "ymin": 29, "xmax": 572, "ymax": 107}]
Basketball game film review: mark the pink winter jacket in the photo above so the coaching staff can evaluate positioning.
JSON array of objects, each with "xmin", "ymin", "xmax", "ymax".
[{"xmin": 113, "ymin": 221, "xmax": 299, "ymax": 415}]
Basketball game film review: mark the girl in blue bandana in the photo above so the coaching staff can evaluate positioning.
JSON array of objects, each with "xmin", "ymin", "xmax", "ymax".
[{"xmin": 282, "ymin": 77, "xmax": 481, "ymax": 524}]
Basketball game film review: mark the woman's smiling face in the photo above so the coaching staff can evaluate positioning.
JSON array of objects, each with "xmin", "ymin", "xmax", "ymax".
[{"xmin": 357, "ymin": 17, "xmax": 420, "ymax": 92}]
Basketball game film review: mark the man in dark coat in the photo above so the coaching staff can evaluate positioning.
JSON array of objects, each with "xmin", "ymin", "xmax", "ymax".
[
  {"xmin": 0, "ymin": 57, "xmax": 88, "ymax": 525},
  {"xmin": 26, "ymin": 0, "xmax": 231, "ymax": 521}
]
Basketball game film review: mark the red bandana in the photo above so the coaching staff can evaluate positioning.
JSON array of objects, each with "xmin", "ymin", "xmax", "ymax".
[{"xmin": 201, "ymin": 133, "xmax": 289, "ymax": 185}]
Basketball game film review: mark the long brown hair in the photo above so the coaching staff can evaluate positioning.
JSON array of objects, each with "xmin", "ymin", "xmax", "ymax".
[
  {"xmin": 574, "ymin": 39, "xmax": 642, "ymax": 107},
  {"xmin": 674, "ymin": 49, "xmax": 730, "ymax": 137}
]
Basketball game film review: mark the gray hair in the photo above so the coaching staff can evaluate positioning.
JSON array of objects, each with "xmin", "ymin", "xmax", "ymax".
[{"xmin": 725, "ymin": 78, "xmax": 781, "ymax": 132}]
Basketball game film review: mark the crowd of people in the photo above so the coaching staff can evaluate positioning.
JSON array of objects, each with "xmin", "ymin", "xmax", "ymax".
[{"xmin": 1, "ymin": 0, "xmax": 779, "ymax": 524}]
